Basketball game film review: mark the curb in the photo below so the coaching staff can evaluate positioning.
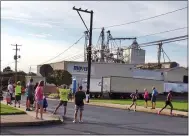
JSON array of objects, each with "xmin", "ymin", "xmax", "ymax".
[
  {"xmin": 1, "ymin": 101, "xmax": 63, "ymax": 127},
  {"xmin": 0, "ymin": 112, "xmax": 26, "ymax": 115},
  {"xmin": 86, "ymin": 102, "xmax": 188, "ymax": 118},
  {"xmin": 47, "ymin": 98, "xmax": 188, "ymax": 118},
  {"xmin": 1, "ymin": 119, "xmax": 62, "ymax": 127}
]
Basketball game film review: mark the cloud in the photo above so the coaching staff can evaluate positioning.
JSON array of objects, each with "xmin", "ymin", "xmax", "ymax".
[
  {"xmin": 28, "ymin": 33, "xmax": 52, "ymax": 38},
  {"xmin": 1, "ymin": 1, "xmax": 187, "ymax": 72},
  {"xmin": 1, "ymin": 33, "xmax": 84, "ymax": 72}
]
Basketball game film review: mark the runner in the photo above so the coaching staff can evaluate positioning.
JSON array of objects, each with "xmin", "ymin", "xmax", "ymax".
[
  {"xmin": 35, "ymin": 80, "xmax": 44, "ymax": 120},
  {"xmin": 14, "ymin": 81, "xmax": 22, "ymax": 108},
  {"xmin": 73, "ymin": 86, "xmax": 86, "ymax": 123},
  {"xmin": 7, "ymin": 81, "xmax": 14, "ymax": 104},
  {"xmin": 151, "ymin": 87, "xmax": 158, "ymax": 109},
  {"xmin": 26, "ymin": 78, "xmax": 35, "ymax": 111},
  {"xmin": 158, "ymin": 90, "xmax": 173, "ymax": 115},
  {"xmin": 128, "ymin": 89, "xmax": 138, "ymax": 112},
  {"xmin": 143, "ymin": 88, "xmax": 149, "ymax": 108},
  {"xmin": 53, "ymin": 84, "xmax": 70, "ymax": 119}
]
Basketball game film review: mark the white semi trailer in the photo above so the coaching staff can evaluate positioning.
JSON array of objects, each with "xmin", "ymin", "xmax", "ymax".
[
  {"xmin": 102, "ymin": 76, "xmax": 164, "ymax": 99},
  {"xmin": 81, "ymin": 78, "xmax": 102, "ymax": 98}
]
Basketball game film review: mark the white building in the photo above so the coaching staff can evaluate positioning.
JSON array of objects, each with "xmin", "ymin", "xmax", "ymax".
[
  {"xmin": 37, "ymin": 61, "xmax": 187, "ymax": 85},
  {"xmin": 37, "ymin": 61, "xmax": 135, "ymax": 84},
  {"xmin": 154, "ymin": 67, "xmax": 188, "ymax": 83}
]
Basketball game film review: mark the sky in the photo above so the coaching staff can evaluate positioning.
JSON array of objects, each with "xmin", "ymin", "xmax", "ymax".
[{"xmin": 1, "ymin": 1, "xmax": 188, "ymax": 73}]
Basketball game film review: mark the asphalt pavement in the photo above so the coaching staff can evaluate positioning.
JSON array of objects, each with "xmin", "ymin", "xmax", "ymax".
[{"xmin": 1, "ymin": 95, "xmax": 188, "ymax": 135}]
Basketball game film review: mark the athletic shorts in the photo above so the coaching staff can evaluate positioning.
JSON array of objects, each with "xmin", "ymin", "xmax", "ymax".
[
  {"xmin": 15, "ymin": 95, "xmax": 21, "ymax": 101},
  {"xmin": 151, "ymin": 96, "xmax": 156, "ymax": 102},
  {"xmin": 36, "ymin": 100, "xmax": 43, "ymax": 106},
  {"xmin": 27, "ymin": 95, "xmax": 34, "ymax": 104},
  {"xmin": 132, "ymin": 99, "xmax": 137, "ymax": 102},
  {"xmin": 165, "ymin": 100, "xmax": 172, "ymax": 106},
  {"xmin": 144, "ymin": 98, "xmax": 148, "ymax": 102},
  {"xmin": 75, "ymin": 105, "xmax": 84, "ymax": 111},
  {"xmin": 59, "ymin": 100, "xmax": 68, "ymax": 107}
]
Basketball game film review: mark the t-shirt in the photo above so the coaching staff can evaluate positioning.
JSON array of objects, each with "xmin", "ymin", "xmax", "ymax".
[
  {"xmin": 144, "ymin": 91, "xmax": 149, "ymax": 99},
  {"xmin": 27, "ymin": 82, "xmax": 34, "ymax": 96},
  {"xmin": 167, "ymin": 93, "xmax": 172, "ymax": 101},
  {"xmin": 59, "ymin": 89, "xmax": 69, "ymax": 101},
  {"xmin": 8, "ymin": 84, "xmax": 14, "ymax": 94},
  {"xmin": 35, "ymin": 86, "xmax": 43, "ymax": 101},
  {"xmin": 74, "ymin": 91, "xmax": 86, "ymax": 106},
  {"xmin": 130, "ymin": 93, "xmax": 138, "ymax": 100},
  {"xmin": 152, "ymin": 89, "xmax": 158, "ymax": 97}
]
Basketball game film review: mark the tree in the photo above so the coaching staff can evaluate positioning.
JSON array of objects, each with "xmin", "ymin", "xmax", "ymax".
[
  {"xmin": 3, "ymin": 66, "xmax": 13, "ymax": 72},
  {"xmin": 46, "ymin": 70, "xmax": 72, "ymax": 86},
  {"xmin": 40, "ymin": 64, "xmax": 53, "ymax": 77},
  {"xmin": 28, "ymin": 72, "xmax": 37, "ymax": 76}
]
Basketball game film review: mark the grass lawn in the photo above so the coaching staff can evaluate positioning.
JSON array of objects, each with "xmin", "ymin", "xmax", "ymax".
[
  {"xmin": 48, "ymin": 93, "xmax": 59, "ymax": 99},
  {"xmin": 90, "ymin": 99, "xmax": 188, "ymax": 112},
  {"xmin": 47, "ymin": 93, "xmax": 188, "ymax": 112},
  {"xmin": 0, "ymin": 103, "xmax": 26, "ymax": 115}
]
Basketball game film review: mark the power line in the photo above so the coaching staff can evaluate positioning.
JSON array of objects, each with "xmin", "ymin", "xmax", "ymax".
[
  {"xmin": 94, "ymin": 6, "xmax": 187, "ymax": 29},
  {"xmin": 38, "ymin": 34, "xmax": 85, "ymax": 65},
  {"xmin": 137, "ymin": 27, "xmax": 187, "ymax": 38}
]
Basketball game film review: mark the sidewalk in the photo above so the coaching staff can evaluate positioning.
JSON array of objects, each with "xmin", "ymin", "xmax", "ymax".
[
  {"xmin": 47, "ymin": 98, "xmax": 188, "ymax": 118},
  {"xmin": 1, "ymin": 101, "xmax": 62, "ymax": 127}
]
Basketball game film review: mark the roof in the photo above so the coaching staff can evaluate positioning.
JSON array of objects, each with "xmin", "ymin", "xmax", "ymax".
[{"xmin": 153, "ymin": 67, "xmax": 187, "ymax": 72}]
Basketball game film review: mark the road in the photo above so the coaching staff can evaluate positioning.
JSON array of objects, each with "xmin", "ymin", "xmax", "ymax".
[{"xmin": 1, "ymin": 96, "xmax": 188, "ymax": 135}]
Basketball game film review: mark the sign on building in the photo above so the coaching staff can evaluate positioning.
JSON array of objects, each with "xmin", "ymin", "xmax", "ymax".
[{"xmin": 73, "ymin": 66, "xmax": 88, "ymax": 72}]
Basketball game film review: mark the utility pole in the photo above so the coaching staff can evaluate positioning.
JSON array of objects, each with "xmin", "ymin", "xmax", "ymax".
[
  {"xmin": 73, "ymin": 7, "xmax": 93, "ymax": 103},
  {"xmin": 12, "ymin": 44, "xmax": 21, "ymax": 83},
  {"xmin": 157, "ymin": 42, "xmax": 162, "ymax": 68}
]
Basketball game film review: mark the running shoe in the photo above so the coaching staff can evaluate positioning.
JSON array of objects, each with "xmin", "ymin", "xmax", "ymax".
[
  {"xmin": 79, "ymin": 120, "xmax": 83, "ymax": 123},
  {"xmin": 73, "ymin": 120, "xmax": 76, "ymax": 123}
]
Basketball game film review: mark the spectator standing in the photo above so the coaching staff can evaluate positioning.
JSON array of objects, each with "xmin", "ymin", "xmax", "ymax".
[
  {"xmin": 26, "ymin": 78, "xmax": 35, "ymax": 111},
  {"xmin": 35, "ymin": 80, "xmax": 44, "ymax": 120},
  {"xmin": 7, "ymin": 81, "xmax": 14, "ymax": 104},
  {"xmin": 73, "ymin": 86, "xmax": 86, "ymax": 123},
  {"xmin": 143, "ymin": 88, "xmax": 149, "ymax": 108},
  {"xmin": 151, "ymin": 87, "xmax": 158, "ymax": 109},
  {"xmin": 6, "ymin": 90, "xmax": 11, "ymax": 105},
  {"xmin": 14, "ymin": 81, "xmax": 22, "ymax": 108},
  {"xmin": 53, "ymin": 84, "xmax": 70, "ymax": 120},
  {"xmin": 33, "ymin": 82, "xmax": 39, "ymax": 108}
]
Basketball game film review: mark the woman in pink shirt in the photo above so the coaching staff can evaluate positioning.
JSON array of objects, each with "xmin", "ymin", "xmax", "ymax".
[
  {"xmin": 35, "ymin": 80, "xmax": 44, "ymax": 119},
  {"xmin": 143, "ymin": 88, "xmax": 149, "ymax": 108}
]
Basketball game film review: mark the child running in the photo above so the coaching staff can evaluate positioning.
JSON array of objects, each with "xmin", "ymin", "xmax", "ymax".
[
  {"xmin": 128, "ymin": 90, "xmax": 138, "ymax": 112},
  {"xmin": 158, "ymin": 90, "xmax": 173, "ymax": 115}
]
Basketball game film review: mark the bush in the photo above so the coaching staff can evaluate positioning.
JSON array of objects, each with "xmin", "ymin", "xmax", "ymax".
[{"xmin": 48, "ymin": 93, "xmax": 59, "ymax": 99}]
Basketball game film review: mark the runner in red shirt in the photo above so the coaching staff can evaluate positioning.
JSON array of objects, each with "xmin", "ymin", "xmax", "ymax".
[{"xmin": 158, "ymin": 90, "xmax": 173, "ymax": 115}]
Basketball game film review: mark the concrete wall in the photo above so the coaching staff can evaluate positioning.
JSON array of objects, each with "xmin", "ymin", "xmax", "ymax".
[
  {"xmin": 164, "ymin": 67, "xmax": 188, "ymax": 82},
  {"xmin": 132, "ymin": 69, "xmax": 164, "ymax": 80}
]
